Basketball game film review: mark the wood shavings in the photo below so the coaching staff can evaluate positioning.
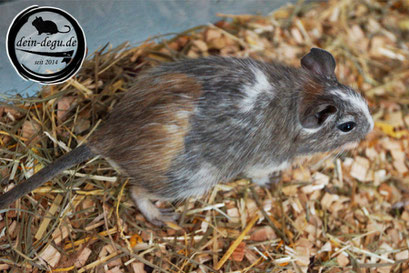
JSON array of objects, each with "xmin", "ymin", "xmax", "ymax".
[
  {"xmin": 336, "ymin": 252, "xmax": 350, "ymax": 267},
  {"xmin": 231, "ymin": 242, "xmax": 246, "ymax": 262},
  {"xmin": 215, "ymin": 214, "xmax": 259, "ymax": 269},
  {"xmin": 350, "ymin": 156, "xmax": 371, "ymax": 182},
  {"xmin": 57, "ymin": 96, "xmax": 76, "ymax": 122},
  {"xmin": 131, "ymin": 263, "xmax": 147, "ymax": 273},
  {"xmin": 74, "ymin": 247, "xmax": 92, "ymax": 268},
  {"xmin": 21, "ymin": 120, "xmax": 41, "ymax": 141},
  {"xmin": 250, "ymin": 226, "xmax": 276, "ymax": 241},
  {"xmin": 38, "ymin": 244, "xmax": 61, "ymax": 268},
  {"xmin": 301, "ymin": 172, "xmax": 329, "ymax": 193}
]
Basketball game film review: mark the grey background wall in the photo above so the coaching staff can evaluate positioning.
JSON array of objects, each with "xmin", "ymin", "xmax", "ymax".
[{"xmin": 0, "ymin": 0, "xmax": 296, "ymax": 97}]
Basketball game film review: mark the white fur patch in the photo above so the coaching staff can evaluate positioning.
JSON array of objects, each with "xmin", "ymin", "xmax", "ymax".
[
  {"xmin": 244, "ymin": 161, "xmax": 289, "ymax": 182},
  {"xmin": 331, "ymin": 89, "xmax": 374, "ymax": 131},
  {"xmin": 176, "ymin": 110, "xmax": 190, "ymax": 120},
  {"xmin": 340, "ymin": 141, "xmax": 359, "ymax": 150},
  {"xmin": 240, "ymin": 67, "xmax": 272, "ymax": 112},
  {"xmin": 177, "ymin": 162, "xmax": 220, "ymax": 199},
  {"xmin": 165, "ymin": 124, "xmax": 179, "ymax": 134},
  {"xmin": 301, "ymin": 127, "xmax": 322, "ymax": 134}
]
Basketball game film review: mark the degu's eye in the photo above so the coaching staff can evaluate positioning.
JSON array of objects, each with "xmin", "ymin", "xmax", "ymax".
[{"xmin": 337, "ymin": 121, "xmax": 356, "ymax": 132}]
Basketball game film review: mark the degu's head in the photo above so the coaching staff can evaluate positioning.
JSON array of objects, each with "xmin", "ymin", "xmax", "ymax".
[{"xmin": 296, "ymin": 48, "xmax": 373, "ymax": 154}]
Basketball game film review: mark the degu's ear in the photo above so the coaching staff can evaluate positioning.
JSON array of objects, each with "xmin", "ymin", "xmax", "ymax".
[
  {"xmin": 301, "ymin": 48, "xmax": 336, "ymax": 79},
  {"xmin": 299, "ymin": 103, "xmax": 337, "ymax": 129}
]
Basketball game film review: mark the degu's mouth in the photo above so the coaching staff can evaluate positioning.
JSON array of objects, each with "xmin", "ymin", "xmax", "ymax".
[{"xmin": 339, "ymin": 141, "xmax": 359, "ymax": 151}]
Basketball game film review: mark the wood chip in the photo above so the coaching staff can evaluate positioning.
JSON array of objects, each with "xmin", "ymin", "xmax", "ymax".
[
  {"xmin": 336, "ymin": 252, "xmax": 349, "ymax": 267},
  {"xmin": 250, "ymin": 226, "xmax": 276, "ymax": 241},
  {"xmin": 57, "ymin": 96, "xmax": 76, "ymax": 121},
  {"xmin": 230, "ymin": 242, "xmax": 246, "ymax": 262},
  {"xmin": 350, "ymin": 156, "xmax": 370, "ymax": 182},
  {"xmin": 52, "ymin": 224, "xmax": 71, "ymax": 245},
  {"xmin": 227, "ymin": 207, "xmax": 240, "ymax": 223},
  {"xmin": 131, "ymin": 263, "xmax": 147, "ymax": 273},
  {"xmin": 21, "ymin": 120, "xmax": 41, "ymax": 141},
  {"xmin": 396, "ymin": 250, "xmax": 409, "ymax": 260},
  {"xmin": 75, "ymin": 247, "xmax": 92, "ymax": 268},
  {"xmin": 38, "ymin": 244, "xmax": 61, "ymax": 267}
]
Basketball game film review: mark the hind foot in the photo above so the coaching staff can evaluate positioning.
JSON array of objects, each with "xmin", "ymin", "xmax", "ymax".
[{"xmin": 130, "ymin": 187, "xmax": 178, "ymax": 226}]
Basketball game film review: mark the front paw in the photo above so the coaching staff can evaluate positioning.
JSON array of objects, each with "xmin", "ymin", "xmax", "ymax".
[
  {"xmin": 251, "ymin": 171, "xmax": 281, "ymax": 187},
  {"xmin": 252, "ymin": 176, "xmax": 271, "ymax": 186}
]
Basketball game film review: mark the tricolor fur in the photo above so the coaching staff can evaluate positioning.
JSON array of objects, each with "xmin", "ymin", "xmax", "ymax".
[
  {"xmin": 0, "ymin": 48, "xmax": 374, "ymax": 225},
  {"xmin": 89, "ymin": 50, "xmax": 373, "ymax": 204}
]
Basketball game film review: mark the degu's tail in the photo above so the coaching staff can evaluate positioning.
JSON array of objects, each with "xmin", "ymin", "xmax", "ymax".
[
  {"xmin": 0, "ymin": 145, "xmax": 94, "ymax": 209},
  {"xmin": 58, "ymin": 25, "xmax": 71, "ymax": 33}
]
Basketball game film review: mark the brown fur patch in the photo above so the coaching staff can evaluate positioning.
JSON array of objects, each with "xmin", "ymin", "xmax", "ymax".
[
  {"xmin": 299, "ymin": 77, "xmax": 325, "ymax": 117},
  {"xmin": 303, "ymin": 78, "xmax": 325, "ymax": 98},
  {"xmin": 89, "ymin": 72, "xmax": 202, "ymax": 195}
]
